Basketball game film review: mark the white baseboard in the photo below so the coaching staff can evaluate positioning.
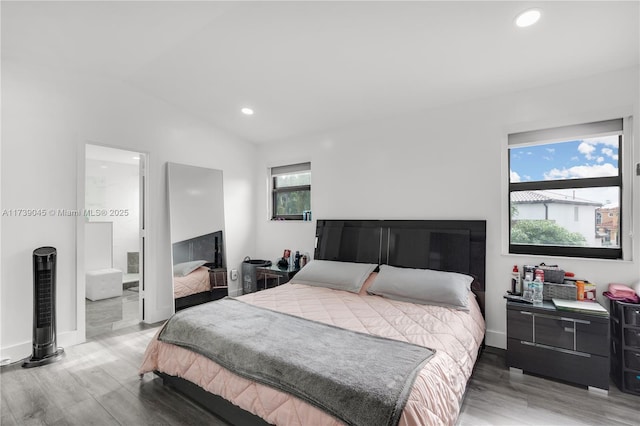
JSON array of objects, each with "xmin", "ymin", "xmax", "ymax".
[
  {"xmin": 1, "ymin": 329, "xmax": 82, "ymax": 366},
  {"xmin": 228, "ymin": 288, "xmax": 243, "ymax": 297},
  {"xmin": 485, "ymin": 328, "xmax": 506, "ymax": 349}
]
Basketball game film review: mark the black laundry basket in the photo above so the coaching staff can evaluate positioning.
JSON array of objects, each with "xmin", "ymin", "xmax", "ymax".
[{"xmin": 242, "ymin": 257, "xmax": 271, "ymax": 294}]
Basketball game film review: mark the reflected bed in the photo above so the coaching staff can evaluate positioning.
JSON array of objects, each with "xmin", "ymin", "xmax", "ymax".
[{"xmin": 172, "ymin": 231, "xmax": 227, "ymax": 311}]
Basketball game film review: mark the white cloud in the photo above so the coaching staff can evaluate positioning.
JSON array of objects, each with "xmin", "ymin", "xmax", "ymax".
[
  {"xmin": 510, "ymin": 170, "xmax": 521, "ymax": 182},
  {"xmin": 545, "ymin": 168, "xmax": 569, "ymax": 179},
  {"xmin": 578, "ymin": 142, "xmax": 596, "ymax": 160},
  {"xmin": 577, "ymin": 136, "xmax": 618, "ymax": 161},
  {"xmin": 585, "ymin": 135, "xmax": 619, "ymax": 147},
  {"xmin": 596, "ymin": 157, "xmax": 604, "ymax": 163},
  {"xmin": 601, "ymin": 147, "xmax": 619, "ymax": 161},
  {"xmin": 545, "ymin": 148, "xmax": 555, "ymax": 153},
  {"xmin": 544, "ymin": 163, "xmax": 618, "ymax": 180}
]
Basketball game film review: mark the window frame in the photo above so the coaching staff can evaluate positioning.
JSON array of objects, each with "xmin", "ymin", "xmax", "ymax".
[
  {"xmin": 270, "ymin": 162, "xmax": 311, "ymax": 221},
  {"xmin": 507, "ymin": 119, "xmax": 624, "ymax": 260}
]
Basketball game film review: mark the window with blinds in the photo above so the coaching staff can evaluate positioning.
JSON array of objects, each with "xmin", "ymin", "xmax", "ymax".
[
  {"xmin": 271, "ymin": 162, "xmax": 311, "ymax": 220},
  {"xmin": 508, "ymin": 119, "xmax": 624, "ymax": 259}
]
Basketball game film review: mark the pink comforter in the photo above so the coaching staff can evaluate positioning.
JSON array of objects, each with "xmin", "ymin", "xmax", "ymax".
[
  {"xmin": 140, "ymin": 283, "xmax": 485, "ymax": 425},
  {"xmin": 173, "ymin": 266, "xmax": 210, "ymax": 298}
]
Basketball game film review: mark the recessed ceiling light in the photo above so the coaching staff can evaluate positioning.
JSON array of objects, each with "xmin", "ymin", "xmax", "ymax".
[
  {"xmin": 515, "ymin": 8, "xmax": 541, "ymax": 28},
  {"xmin": 241, "ymin": 107, "xmax": 254, "ymax": 116},
  {"xmin": 132, "ymin": 156, "xmax": 140, "ymax": 160}
]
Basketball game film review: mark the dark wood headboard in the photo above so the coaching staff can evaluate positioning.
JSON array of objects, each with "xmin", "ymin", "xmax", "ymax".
[
  {"xmin": 314, "ymin": 219, "xmax": 486, "ymax": 313},
  {"xmin": 172, "ymin": 230, "xmax": 225, "ymax": 269}
]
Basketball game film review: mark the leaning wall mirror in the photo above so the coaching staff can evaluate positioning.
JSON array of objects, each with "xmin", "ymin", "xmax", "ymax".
[{"xmin": 167, "ymin": 162, "xmax": 227, "ymax": 312}]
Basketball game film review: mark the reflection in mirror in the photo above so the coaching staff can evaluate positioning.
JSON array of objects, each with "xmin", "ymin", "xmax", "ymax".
[{"xmin": 167, "ymin": 163, "xmax": 227, "ymax": 312}]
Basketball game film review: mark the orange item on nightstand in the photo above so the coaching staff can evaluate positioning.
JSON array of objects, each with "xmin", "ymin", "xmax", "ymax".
[{"xmin": 576, "ymin": 280, "xmax": 585, "ymax": 301}]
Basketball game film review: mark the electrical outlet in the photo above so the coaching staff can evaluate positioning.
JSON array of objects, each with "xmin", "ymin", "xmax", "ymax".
[{"xmin": 230, "ymin": 269, "xmax": 238, "ymax": 281}]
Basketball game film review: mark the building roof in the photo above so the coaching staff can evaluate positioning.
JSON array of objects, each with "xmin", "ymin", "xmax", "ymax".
[
  {"xmin": 511, "ymin": 190, "xmax": 602, "ymax": 206},
  {"xmin": 598, "ymin": 203, "xmax": 619, "ymax": 210}
]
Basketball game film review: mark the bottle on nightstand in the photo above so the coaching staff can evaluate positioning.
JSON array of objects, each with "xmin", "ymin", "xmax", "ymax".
[{"xmin": 511, "ymin": 265, "xmax": 522, "ymax": 295}]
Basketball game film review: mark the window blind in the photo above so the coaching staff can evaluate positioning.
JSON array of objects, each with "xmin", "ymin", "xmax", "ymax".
[
  {"xmin": 271, "ymin": 162, "xmax": 311, "ymax": 176},
  {"xmin": 508, "ymin": 119, "xmax": 623, "ymax": 146}
]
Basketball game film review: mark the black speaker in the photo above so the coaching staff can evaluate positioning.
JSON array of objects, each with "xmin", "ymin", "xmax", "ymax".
[{"xmin": 23, "ymin": 246, "xmax": 64, "ymax": 368}]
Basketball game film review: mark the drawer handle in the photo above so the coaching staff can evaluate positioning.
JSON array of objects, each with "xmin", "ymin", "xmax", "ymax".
[
  {"xmin": 560, "ymin": 317, "xmax": 590, "ymax": 324},
  {"xmin": 520, "ymin": 341, "xmax": 591, "ymax": 358}
]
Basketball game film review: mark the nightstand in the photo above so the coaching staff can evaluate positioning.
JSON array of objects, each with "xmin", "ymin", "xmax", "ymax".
[
  {"xmin": 256, "ymin": 264, "xmax": 300, "ymax": 291},
  {"xmin": 209, "ymin": 268, "xmax": 227, "ymax": 288},
  {"xmin": 506, "ymin": 300, "xmax": 610, "ymax": 390},
  {"xmin": 209, "ymin": 268, "xmax": 228, "ymax": 301}
]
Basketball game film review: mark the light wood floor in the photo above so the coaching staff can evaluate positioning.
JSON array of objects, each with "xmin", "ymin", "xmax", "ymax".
[{"xmin": 1, "ymin": 322, "xmax": 638, "ymax": 426}]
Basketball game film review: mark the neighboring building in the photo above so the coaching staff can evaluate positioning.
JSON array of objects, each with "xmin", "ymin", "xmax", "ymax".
[
  {"xmin": 596, "ymin": 204, "xmax": 620, "ymax": 246},
  {"xmin": 511, "ymin": 190, "xmax": 602, "ymax": 247}
]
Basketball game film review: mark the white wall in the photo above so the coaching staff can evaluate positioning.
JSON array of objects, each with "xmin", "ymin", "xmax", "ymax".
[
  {"xmin": 86, "ymin": 159, "xmax": 140, "ymax": 273},
  {"xmin": 0, "ymin": 60, "xmax": 257, "ymax": 361},
  {"xmin": 255, "ymin": 66, "xmax": 640, "ymax": 349}
]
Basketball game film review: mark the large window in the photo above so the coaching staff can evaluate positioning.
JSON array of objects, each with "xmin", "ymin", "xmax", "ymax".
[
  {"xmin": 271, "ymin": 162, "xmax": 311, "ymax": 220},
  {"xmin": 508, "ymin": 119, "xmax": 623, "ymax": 259}
]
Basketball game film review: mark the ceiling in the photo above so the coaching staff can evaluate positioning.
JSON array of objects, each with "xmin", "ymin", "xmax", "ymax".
[{"xmin": 2, "ymin": 1, "xmax": 639, "ymax": 144}]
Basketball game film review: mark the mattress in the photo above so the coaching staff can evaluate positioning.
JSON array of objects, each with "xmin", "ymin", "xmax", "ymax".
[
  {"xmin": 173, "ymin": 266, "xmax": 210, "ymax": 299},
  {"xmin": 141, "ymin": 282, "xmax": 485, "ymax": 425}
]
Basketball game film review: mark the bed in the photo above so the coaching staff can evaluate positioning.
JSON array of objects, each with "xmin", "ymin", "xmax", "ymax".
[
  {"xmin": 172, "ymin": 231, "xmax": 227, "ymax": 311},
  {"xmin": 143, "ymin": 220, "xmax": 486, "ymax": 425}
]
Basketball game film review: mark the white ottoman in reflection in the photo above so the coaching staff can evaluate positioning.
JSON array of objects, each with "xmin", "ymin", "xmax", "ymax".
[{"xmin": 86, "ymin": 268, "xmax": 123, "ymax": 301}]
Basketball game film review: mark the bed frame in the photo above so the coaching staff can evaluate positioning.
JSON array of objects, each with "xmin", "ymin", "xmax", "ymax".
[
  {"xmin": 172, "ymin": 230, "xmax": 227, "ymax": 311},
  {"xmin": 159, "ymin": 219, "xmax": 487, "ymax": 423}
]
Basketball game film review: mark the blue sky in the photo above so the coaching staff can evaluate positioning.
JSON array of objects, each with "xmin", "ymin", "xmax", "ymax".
[{"xmin": 510, "ymin": 135, "xmax": 619, "ymax": 182}]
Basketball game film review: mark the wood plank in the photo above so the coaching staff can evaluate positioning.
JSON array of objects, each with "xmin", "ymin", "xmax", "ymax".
[
  {"xmin": 49, "ymin": 397, "xmax": 118, "ymax": 426},
  {"xmin": 1, "ymin": 365, "xmax": 65, "ymax": 424}
]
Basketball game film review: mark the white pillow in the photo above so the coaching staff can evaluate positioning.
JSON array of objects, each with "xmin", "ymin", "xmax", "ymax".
[
  {"xmin": 292, "ymin": 260, "xmax": 377, "ymax": 293},
  {"xmin": 367, "ymin": 264, "xmax": 473, "ymax": 310},
  {"xmin": 173, "ymin": 260, "xmax": 207, "ymax": 277}
]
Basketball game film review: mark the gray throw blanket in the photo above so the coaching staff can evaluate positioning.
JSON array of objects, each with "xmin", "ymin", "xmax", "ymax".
[{"xmin": 158, "ymin": 297, "xmax": 435, "ymax": 426}]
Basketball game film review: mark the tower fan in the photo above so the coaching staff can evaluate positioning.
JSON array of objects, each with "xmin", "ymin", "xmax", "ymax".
[{"xmin": 23, "ymin": 247, "xmax": 64, "ymax": 368}]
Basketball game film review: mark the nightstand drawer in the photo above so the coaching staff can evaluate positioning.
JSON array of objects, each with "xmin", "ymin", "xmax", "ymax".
[
  {"xmin": 507, "ymin": 309, "xmax": 533, "ymax": 341},
  {"xmin": 507, "ymin": 337, "xmax": 609, "ymax": 390},
  {"xmin": 536, "ymin": 316, "xmax": 574, "ymax": 351},
  {"xmin": 577, "ymin": 320, "xmax": 609, "ymax": 356}
]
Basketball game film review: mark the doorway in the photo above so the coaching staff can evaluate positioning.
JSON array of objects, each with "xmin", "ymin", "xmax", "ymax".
[{"xmin": 83, "ymin": 144, "xmax": 146, "ymax": 339}]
